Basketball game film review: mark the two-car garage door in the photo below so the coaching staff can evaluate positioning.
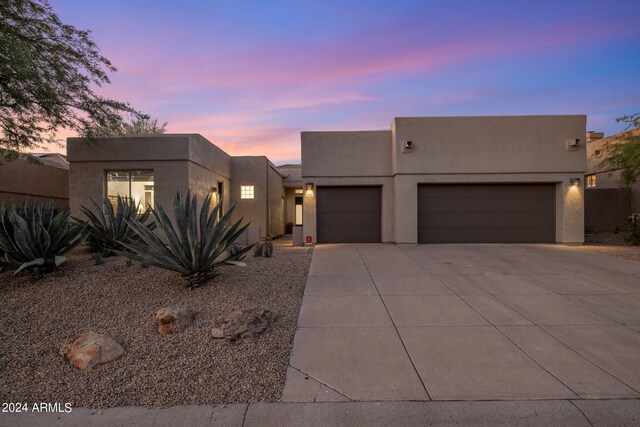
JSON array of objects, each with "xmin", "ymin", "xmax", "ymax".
[{"xmin": 418, "ymin": 184, "xmax": 556, "ymax": 243}]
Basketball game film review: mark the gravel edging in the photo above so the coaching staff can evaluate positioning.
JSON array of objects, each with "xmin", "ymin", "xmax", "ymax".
[{"xmin": 0, "ymin": 247, "xmax": 311, "ymax": 408}]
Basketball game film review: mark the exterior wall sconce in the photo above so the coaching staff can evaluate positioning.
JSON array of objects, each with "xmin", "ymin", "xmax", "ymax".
[
  {"xmin": 570, "ymin": 178, "xmax": 580, "ymax": 187},
  {"xmin": 402, "ymin": 140, "xmax": 414, "ymax": 153},
  {"xmin": 305, "ymin": 183, "xmax": 314, "ymax": 197}
]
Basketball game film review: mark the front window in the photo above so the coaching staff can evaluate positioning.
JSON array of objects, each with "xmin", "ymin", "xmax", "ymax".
[
  {"xmin": 295, "ymin": 196, "xmax": 303, "ymax": 225},
  {"xmin": 586, "ymin": 174, "xmax": 597, "ymax": 188},
  {"xmin": 240, "ymin": 185, "xmax": 254, "ymax": 199},
  {"xmin": 106, "ymin": 170, "xmax": 154, "ymax": 212}
]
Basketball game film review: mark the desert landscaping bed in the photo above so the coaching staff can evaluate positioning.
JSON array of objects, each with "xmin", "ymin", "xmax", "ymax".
[
  {"xmin": 585, "ymin": 232, "xmax": 640, "ymax": 262},
  {"xmin": 0, "ymin": 246, "xmax": 311, "ymax": 408}
]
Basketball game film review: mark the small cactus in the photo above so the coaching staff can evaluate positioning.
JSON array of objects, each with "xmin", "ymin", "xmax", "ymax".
[
  {"xmin": 262, "ymin": 240, "xmax": 273, "ymax": 257},
  {"xmin": 253, "ymin": 242, "xmax": 264, "ymax": 257}
]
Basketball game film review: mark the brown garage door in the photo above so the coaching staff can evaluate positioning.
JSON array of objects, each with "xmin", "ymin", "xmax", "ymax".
[
  {"xmin": 317, "ymin": 186, "xmax": 381, "ymax": 243},
  {"xmin": 418, "ymin": 184, "xmax": 555, "ymax": 243}
]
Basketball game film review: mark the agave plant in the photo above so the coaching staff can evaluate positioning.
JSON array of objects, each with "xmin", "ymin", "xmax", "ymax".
[
  {"xmin": 116, "ymin": 192, "xmax": 254, "ymax": 289},
  {"xmin": 0, "ymin": 200, "xmax": 89, "ymax": 275},
  {"xmin": 78, "ymin": 196, "xmax": 155, "ymax": 255}
]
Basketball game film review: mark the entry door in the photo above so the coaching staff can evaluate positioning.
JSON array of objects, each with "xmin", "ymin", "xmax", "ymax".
[
  {"xmin": 317, "ymin": 186, "xmax": 382, "ymax": 243},
  {"xmin": 418, "ymin": 184, "xmax": 555, "ymax": 243}
]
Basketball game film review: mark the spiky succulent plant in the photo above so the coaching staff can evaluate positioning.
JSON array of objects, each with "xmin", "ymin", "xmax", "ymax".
[
  {"xmin": 78, "ymin": 195, "xmax": 155, "ymax": 255},
  {"xmin": 116, "ymin": 192, "xmax": 254, "ymax": 289},
  {"xmin": 0, "ymin": 200, "xmax": 89, "ymax": 275}
]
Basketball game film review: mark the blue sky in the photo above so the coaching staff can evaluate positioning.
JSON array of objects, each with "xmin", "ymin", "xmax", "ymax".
[{"xmin": 51, "ymin": 0, "xmax": 640, "ymax": 163}]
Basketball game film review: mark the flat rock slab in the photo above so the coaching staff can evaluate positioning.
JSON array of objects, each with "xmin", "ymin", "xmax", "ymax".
[
  {"xmin": 155, "ymin": 307, "xmax": 195, "ymax": 335},
  {"xmin": 60, "ymin": 332, "xmax": 124, "ymax": 370},
  {"xmin": 211, "ymin": 307, "xmax": 274, "ymax": 340}
]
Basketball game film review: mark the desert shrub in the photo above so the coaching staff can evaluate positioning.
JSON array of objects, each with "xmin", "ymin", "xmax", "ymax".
[
  {"xmin": 78, "ymin": 196, "xmax": 155, "ymax": 255},
  {"xmin": 0, "ymin": 200, "xmax": 88, "ymax": 275},
  {"xmin": 91, "ymin": 252, "xmax": 104, "ymax": 265},
  {"xmin": 116, "ymin": 192, "xmax": 254, "ymax": 289},
  {"xmin": 620, "ymin": 220, "xmax": 640, "ymax": 245},
  {"xmin": 263, "ymin": 239, "xmax": 273, "ymax": 257},
  {"xmin": 252, "ymin": 238, "xmax": 273, "ymax": 257}
]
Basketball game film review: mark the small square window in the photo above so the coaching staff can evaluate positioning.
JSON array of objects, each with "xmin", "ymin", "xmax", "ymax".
[
  {"xmin": 586, "ymin": 175, "xmax": 597, "ymax": 188},
  {"xmin": 241, "ymin": 185, "xmax": 255, "ymax": 199}
]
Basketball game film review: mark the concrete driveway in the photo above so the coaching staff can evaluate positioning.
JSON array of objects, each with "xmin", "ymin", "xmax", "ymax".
[{"xmin": 283, "ymin": 244, "xmax": 640, "ymax": 402}]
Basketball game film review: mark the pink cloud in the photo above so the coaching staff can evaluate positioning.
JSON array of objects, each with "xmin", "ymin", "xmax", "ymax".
[{"xmin": 102, "ymin": 12, "xmax": 638, "ymax": 93}]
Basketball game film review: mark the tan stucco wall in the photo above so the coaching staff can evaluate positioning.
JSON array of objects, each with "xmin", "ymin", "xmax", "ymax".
[
  {"xmin": 284, "ymin": 188, "xmax": 298, "ymax": 226},
  {"xmin": 231, "ymin": 157, "xmax": 268, "ymax": 236},
  {"xmin": 301, "ymin": 131, "xmax": 392, "ymax": 177},
  {"xmin": 393, "ymin": 116, "xmax": 586, "ymax": 175},
  {"xmin": 268, "ymin": 166, "xmax": 285, "ymax": 235},
  {"xmin": 0, "ymin": 158, "xmax": 69, "ymax": 210},
  {"xmin": 302, "ymin": 115, "xmax": 586, "ymax": 244},
  {"xmin": 188, "ymin": 163, "xmax": 231, "ymax": 215},
  {"xmin": 69, "ymin": 160, "xmax": 190, "ymax": 220},
  {"xmin": 279, "ymin": 165, "xmax": 303, "ymax": 187},
  {"xmin": 68, "ymin": 134, "xmax": 232, "ymax": 221}
]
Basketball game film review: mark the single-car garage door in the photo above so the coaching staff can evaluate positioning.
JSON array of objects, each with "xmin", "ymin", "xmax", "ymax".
[
  {"xmin": 317, "ymin": 186, "xmax": 381, "ymax": 243},
  {"xmin": 418, "ymin": 184, "xmax": 555, "ymax": 243}
]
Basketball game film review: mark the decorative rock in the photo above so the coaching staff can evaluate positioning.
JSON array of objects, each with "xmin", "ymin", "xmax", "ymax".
[
  {"xmin": 211, "ymin": 307, "xmax": 274, "ymax": 341},
  {"xmin": 155, "ymin": 308, "xmax": 195, "ymax": 335},
  {"xmin": 60, "ymin": 332, "xmax": 124, "ymax": 370}
]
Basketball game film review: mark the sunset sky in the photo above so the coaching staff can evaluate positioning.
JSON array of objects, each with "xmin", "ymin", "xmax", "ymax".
[{"xmin": 51, "ymin": 0, "xmax": 640, "ymax": 164}]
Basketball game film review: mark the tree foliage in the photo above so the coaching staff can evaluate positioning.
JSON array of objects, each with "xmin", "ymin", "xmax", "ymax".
[
  {"xmin": 0, "ymin": 0, "xmax": 153, "ymax": 159},
  {"xmin": 88, "ymin": 113, "xmax": 168, "ymax": 137},
  {"xmin": 605, "ymin": 114, "xmax": 640, "ymax": 187}
]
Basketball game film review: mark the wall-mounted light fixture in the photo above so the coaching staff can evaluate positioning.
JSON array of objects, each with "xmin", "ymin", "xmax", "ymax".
[
  {"xmin": 570, "ymin": 178, "xmax": 581, "ymax": 187},
  {"xmin": 402, "ymin": 140, "xmax": 414, "ymax": 153},
  {"xmin": 305, "ymin": 183, "xmax": 314, "ymax": 197}
]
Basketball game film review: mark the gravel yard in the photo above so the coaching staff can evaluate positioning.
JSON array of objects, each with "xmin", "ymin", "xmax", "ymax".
[
  {"xmin": 0, "ymin": 245, "xmax": 311, "ymax": 408},
  {"xmin": 585, "ymin": 232, "xmax": 640, "ymax": 262}
]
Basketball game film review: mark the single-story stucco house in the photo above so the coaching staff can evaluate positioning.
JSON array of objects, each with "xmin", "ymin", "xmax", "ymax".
[
  {"xmin": 67, "ymin": 135, "xmax": 303, "ymax": 244},
  {"xmin": 0, "ymin": 152, "xmax": 70, "ymax": 211},
  {"xmin": 67, "ymin": 115, "xmax": 586, "ymax": 245}
]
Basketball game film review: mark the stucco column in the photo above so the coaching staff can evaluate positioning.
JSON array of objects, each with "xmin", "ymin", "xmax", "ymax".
[
  {"xmin": 394, "ymin": 175, "xmax": 418, "ymax": 244},
  {"xmin": 302, "ymin": 186, "xmax": 316, "ymax": 245},
  {"xmin": 557, "ymin": 179, "xmax": 585, "ymax": 244}
]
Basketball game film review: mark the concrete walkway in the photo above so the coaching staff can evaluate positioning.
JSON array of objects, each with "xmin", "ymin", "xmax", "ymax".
[{"xmin": 283, "ymin": 243, "xmax": 640, "ymax": 403}]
